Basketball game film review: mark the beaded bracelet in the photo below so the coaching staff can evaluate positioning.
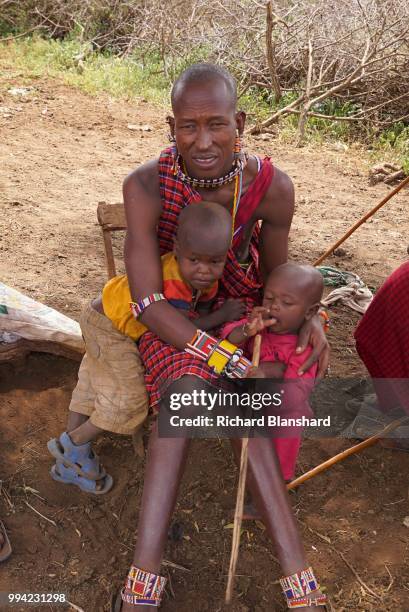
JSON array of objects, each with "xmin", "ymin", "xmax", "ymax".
[
  {"xmin": 130, "ymin": 293, "xmax": 166, "ymax": 319},
  {"xmin": 122, "ymin": 565, "xmax": 167, "ymax": 606},
  {"xmin": 185, "ymin": 330, "xmax": 251, "ymax": 378}
]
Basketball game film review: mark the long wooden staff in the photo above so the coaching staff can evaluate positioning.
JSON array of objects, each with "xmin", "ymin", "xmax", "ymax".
[
  {"xmin": 225, "ymin": 334, "xmax": 262, "ymax": 604},
  {"xmin": 287, "ymin": 416, "xmax": 409, "ymax": 491},
  {"xmin": 313, "ymin": 175, "xmax": 409, "ymax": 267}
]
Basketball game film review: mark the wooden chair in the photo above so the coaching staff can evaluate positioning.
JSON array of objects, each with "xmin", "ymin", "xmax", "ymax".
[
  {"xmin": 96, "ymin": 202, "xmax": 127, "ymax": 279},
  {"xmin": 96, "ymin": 201, "xmax": 146, "ymax": 456}
]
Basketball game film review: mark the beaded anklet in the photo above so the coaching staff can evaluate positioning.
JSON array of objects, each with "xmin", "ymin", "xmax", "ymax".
[
  {"xmin": 280, "ymin": 566, "xmax": 327, "ymax": 609},
  {"xmin": 121, "ymin": 566, "xmax": 167, "ymax": 607}
]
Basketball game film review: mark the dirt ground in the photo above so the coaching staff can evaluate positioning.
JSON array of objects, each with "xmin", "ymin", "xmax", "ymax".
[{"xmin": 0, "ymin": 64, "xmax": 408, "ymax": 612}]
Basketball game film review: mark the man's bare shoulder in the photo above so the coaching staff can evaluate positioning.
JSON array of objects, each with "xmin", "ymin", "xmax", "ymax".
[
  {"xmin": 123, "ymin": 158, "xmax": 161, "ymax": 207},
  {"xmin": 258, "ymin": 163, "xmax": 294, "ymax": 226}
]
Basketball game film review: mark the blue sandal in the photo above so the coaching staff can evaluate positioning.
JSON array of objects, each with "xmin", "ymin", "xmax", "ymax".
[
  {"xmin": 50, "ymin": 463, "xmax": 113, "ymax": 495},
  {"xmin": 47, "ymin": 432, "xmax": 105, "ymax": 480}
]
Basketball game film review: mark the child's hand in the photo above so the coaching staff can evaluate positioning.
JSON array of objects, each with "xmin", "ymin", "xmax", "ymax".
[
  {"xmin": 245, "ymin": 307, "xmax": 277, "ymax": 336},
  {"xmin": 219, "ymin": 298, "xmax": 246, "ymax": 322}
]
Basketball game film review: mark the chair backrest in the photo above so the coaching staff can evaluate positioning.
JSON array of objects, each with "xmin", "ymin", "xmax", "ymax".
[{"xmin": 96, "ymin": 202, "xmax": 127, "ymax": 279}]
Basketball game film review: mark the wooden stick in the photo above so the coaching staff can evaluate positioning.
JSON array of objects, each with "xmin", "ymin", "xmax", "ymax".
[
  {"xmin": 225, "ymin": 334, "xmax": 262, "ymax": 604},
  {"xmin": 287, "ymin": 416, "xmax": 408, "ymax": 490},
  {"xmin": 313, "ymin": 175, "xmax": 409, "ymax": 266}
]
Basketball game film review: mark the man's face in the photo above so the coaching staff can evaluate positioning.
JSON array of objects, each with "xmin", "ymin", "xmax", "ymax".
[
  {"xmin": 262, "ymin": 273, "xmax": 314, "ymax": 335},
  {"xmin": 175, "ymin": 241, "xmax": 227, "ymax": 291},
  {"xmin": 170, "ymin": 79, "xmax": 245, "ymax": 179}
]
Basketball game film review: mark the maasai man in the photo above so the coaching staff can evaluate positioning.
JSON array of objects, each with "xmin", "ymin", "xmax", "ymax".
[
  {"xmin": 355, "ymin": 261, "xmax": 409, "ymax": 417},
  {"xmin": 105, "ymin": 63, "xmax": 329, "ymax": 610}
]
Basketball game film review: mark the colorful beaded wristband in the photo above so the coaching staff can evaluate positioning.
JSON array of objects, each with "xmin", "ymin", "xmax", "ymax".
[
  {"xmin": 122, "ymin": 566, "xmax": 166, "ymax": 606},
  {"xmin": 185, "ymin": 330, "xmax": 252, "ymax": 378},
  {"xmin": 130, "ymin": 293, "xmax": 166, "ymax": 319},
  {"xmin": 280, "ymin": 566, "xmax": 320, "ymax": 603}
]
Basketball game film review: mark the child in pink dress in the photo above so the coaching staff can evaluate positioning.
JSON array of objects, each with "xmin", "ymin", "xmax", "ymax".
[{"xmin": 222, "ymin": 262, "xmax": 324, "ymax": 482}]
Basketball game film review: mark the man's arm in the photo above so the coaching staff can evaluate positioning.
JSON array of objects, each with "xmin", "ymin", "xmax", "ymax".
[
  {"xmin": 257, "ymin": 167, "xmax": 294, "ymax": 281},
  {"xmin": 123, "ymin": 161, "xmax": 198, "ymax": 349}
]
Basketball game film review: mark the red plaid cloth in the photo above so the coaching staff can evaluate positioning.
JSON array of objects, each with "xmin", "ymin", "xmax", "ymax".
[
  {"xmin": 139, "ymin": 148, "xmax": 274, "ymax": 410},
  {"xmin": 354, "ymin": 261, "xmax": 409, "ymax": 412}
]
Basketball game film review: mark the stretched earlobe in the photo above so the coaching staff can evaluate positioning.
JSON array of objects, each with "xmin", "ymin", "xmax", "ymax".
[{"xmin": 305, "ymin": 303, "xmax": 321, "ymax": 321}]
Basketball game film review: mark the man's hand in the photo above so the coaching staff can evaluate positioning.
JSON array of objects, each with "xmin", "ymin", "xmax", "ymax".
[
  {"xmin": 296, "ymin": 314, "xmax": 330, "ymax": 378},
  {"xmin": 218, "ymin": 298, "xmax": 247, "ymax": 322}
]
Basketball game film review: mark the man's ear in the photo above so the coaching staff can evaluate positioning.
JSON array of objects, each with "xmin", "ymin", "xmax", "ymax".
[
  {"xmin": 305, "ymin": 302, "xmax": 320, "ymax": 321},
  {"xmin": 167, "ymin": 115, "xmax": 175, "ymax": 138},
  {"xmin": 235, "ymin": 110, "xmax": 246, "ymax": 134}
]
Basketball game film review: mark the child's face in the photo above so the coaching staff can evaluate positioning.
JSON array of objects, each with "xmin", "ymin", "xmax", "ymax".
[
  {"xmin": 262, "ymin": 273, "xmax": 316, "ymax": 334},
  {"xmin": 175, "ymin": 243, "xmax": 227, "ymax": 290}
]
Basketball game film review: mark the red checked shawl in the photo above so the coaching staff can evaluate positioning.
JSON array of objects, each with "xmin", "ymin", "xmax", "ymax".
[
  {"xmin": 139, "ymin": 147, "xmax": 274, "ymax": 409},
  {"xmin": 354, "ymin": 261, "xmax": 409, "ymax": 413}
]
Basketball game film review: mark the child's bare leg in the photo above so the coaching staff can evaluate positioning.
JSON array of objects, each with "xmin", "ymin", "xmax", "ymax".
[
  {"xmin": 68, "ymin": 419, "xmax": 103, "ymax": 445},
  {"xmin": 66, "ymin": 411, "xmax": 88, "ymax": 432},
  {"xmin": 231, "ymin": 437, "xmax": 323, "ymax": 611}
]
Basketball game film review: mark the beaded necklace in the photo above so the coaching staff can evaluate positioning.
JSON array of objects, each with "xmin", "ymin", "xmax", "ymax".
[
  {"xmin": 231, "ymin": 170, "xmax": 243, "ymax": 245},
  {"xmin": 174, "ymin": 152, "xmax": 248, "ymax": 189},
  {"xmin": 172, "ymin": 149, "xmax": 243, "ymax": 245}
]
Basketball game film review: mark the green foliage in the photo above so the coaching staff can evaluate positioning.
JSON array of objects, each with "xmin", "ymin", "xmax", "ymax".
[
  {"xmin": 0, "ymin": 36, "xmax": 170, "ymax": 105},
  {"xmin": 1, "ymin": 35, "xmax": 408, "ymax": 175},
  {"xmin": 377, "ymin": 123, "xmax": 409, "ymax": 174}
]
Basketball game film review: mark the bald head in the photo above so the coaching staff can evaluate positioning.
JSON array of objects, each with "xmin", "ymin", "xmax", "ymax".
[
  {"xmin": 171, "ymin": 63, "xmax": 237, "ymax": 112},
  {"xmin": 268, "ymin": 263, "xmax": 324, "ymax": 304},
  {"xmin": 176, "ymin": 201, "xmax": 232, "ymax": 254}
]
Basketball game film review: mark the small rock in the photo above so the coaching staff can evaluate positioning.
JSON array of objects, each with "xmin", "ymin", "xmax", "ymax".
[
  {"xmin": 330, "ymin": 141, "xmax": 348, "ymax": 152},
  {"xmin": 403, "ymin": 516, "xmax": 409, "ymax": 528},
  {"xmin": 127, "ymin": 123, "xmax": 153, "ymax": 132},
  {"xmin": 333, "ymin": 247, "xmax": 347, "ymax": 257},
  {"xmin": 8, "ymin": 86, "xmax": 34, "ymax": 96}
]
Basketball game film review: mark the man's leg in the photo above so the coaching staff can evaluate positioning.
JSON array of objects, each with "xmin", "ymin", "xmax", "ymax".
[
  {"xmin": 120, "ymin": 375, "xmax": 210, "ymax": 612},
  {"xmin": 121, "ymin": 428, "xmax": 190, "ymax": 610},
  {"xmin": 231, "ymin": 437, "xmax": 324, "ymax": 611}
]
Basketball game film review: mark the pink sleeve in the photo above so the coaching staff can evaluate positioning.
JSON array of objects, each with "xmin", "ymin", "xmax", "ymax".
[
  {"xmin": 219, "ymin": 317, "xmax": 248, "ymax": 340},
  {"xmin": 284, "ymin": 346, "xmax": 318, "ymax": 380}
]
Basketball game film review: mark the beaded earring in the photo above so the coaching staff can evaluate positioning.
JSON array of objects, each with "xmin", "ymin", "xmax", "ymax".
[{"xmin": 234, "ymin": 130, "xmax": 246, "ymax": 165}]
